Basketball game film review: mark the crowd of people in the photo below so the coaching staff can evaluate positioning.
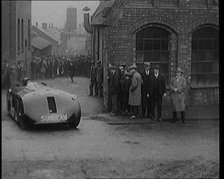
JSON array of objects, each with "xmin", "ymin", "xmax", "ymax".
[
  {"xmin": 2, "ymin": 55, "xmax": 92, "ymax": 89},
  {"xmin": 30, "ymin": 55, "xmax": 91, "ymax": 80},
  {"xmin": 89, "ymin": 61, "xmax": 187, "ymax": 123}
]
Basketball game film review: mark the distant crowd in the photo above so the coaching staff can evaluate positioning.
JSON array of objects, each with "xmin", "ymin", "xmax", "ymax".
[
  {"xmin": 30, "ymin": 55, "xmax": 91, "ymax": 79},
  {"xmin": 1, "ymin": 55, "xmax": 92, "ymax": 89}
]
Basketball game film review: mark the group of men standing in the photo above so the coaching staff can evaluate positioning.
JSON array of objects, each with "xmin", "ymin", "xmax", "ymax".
[
  {"xmin": 89, "ymin": 60, "xmax": 103, "ymax": 97},
  {"xmin": 89, "ymin": 61, "xmax": 187, "ymax": 123}
]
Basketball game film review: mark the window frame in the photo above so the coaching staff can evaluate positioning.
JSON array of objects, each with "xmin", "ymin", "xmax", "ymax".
[{"xmin": 191, "ymin": 27, "xmax": 219, "ymax": 87}]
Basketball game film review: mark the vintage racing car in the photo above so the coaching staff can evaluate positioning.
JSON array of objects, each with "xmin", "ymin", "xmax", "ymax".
[{"xmin": 7, "ymin": 78, "xmax": 81, "ymax": 129}]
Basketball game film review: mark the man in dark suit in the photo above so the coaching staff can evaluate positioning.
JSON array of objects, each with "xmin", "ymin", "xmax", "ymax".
[
  {"xmin": 89, "ymin": 61, "xmax": 98, "ymax": 96},
  {"xmin": 141, "ymin": 61, "xmax": 153, "ymax": 119},
  {"xmin": 109, "ymin": 64, "xmax": 120, "ymax": 116},
  {"xmin": 68, "ymin": 60, "xmax": 74, "ymax": 83},
  {"xmin": 118, "ymin": 63, "xmax": 126, "ymax": 115},
  {"xmin": 96, "ymin": 61, "xmax": 103, "ymax": 97},
  {"xmin": 151, "ymin": 65, "xmax": 166, "ymax": 122}
]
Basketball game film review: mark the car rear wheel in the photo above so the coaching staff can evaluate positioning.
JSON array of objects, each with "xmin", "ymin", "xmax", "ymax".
[
  {"xmin": 18, "ymin": 116, "xmax": 28, "ymax": 130},
  {"xmin": 68, "ymin": 105, "xmax": 81, "ymax": 129}
]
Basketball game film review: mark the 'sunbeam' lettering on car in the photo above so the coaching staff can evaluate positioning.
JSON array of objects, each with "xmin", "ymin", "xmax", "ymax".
[{"xmin": 41, "ymin": 114, "xmax": 68, "ymax": 122}]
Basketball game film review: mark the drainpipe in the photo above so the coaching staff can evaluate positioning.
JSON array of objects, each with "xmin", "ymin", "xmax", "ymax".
[
  {"xmin": 83, "ymin": 13, "xmax": 93, "ymax": 34},
  {"xmin": 83, "ymin": 12, "xmax": 95, "ymax": 62}
]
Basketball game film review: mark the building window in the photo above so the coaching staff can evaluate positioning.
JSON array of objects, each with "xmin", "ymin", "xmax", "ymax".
[
  {"xmin": 191, "ymin": 27, "xmax": 219, "ymax": 86},
  {"xmin": 21, "ymin": 19, "xmax": 24, "ymax": 52},
  {"xmin": 17, "ymin": 18, "xmax": 20, "ymax": 54},
  {"xmin": 136, "ymin": 27, "xmax": 169, "ymax": 86},
  {"xmin": 190, "ymin": 0, "xmax": 207, "ymax": 8},
  {"xmin": 132, "ymin": 0, "xmax": 153, "ymax": 6},
  {"xmin": 157, "ymin": 0, "xmax": 178, "ymax": 7},
  {"xmin": 212, "ymin": 0, "xmax": 219, "ymax": 8},
  {"xmin": 28, "ymin": 19, "xmax": 31, "ymax": 50}
]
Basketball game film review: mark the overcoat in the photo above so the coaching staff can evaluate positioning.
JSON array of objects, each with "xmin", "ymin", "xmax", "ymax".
[
  {"xmin": 170, "ymin": 76, "xmax": 186, "ymax": 111},
  {"xmin": 129, "ymin": 71, "xmax": 142, "ymax": 106}
]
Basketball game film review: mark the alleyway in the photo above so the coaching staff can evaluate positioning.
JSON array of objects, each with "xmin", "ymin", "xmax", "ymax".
[{"xmin": 2, "ymin": 77, "xmax": 219, "ymax": 179}]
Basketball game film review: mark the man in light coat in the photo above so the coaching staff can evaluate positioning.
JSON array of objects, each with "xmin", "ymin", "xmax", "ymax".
[
  {"xmin": 170, "ymin": 67, "xmax": 187, "ymax": 123},
  {"xmin": 128, "ymin": 64, "xmax": 142, "ymax": 119}
]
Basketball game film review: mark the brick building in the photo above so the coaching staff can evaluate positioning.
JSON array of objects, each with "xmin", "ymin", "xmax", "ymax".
[
  {"xmin": 84, "ymin": 0, "xmax": 219, "ymax": 110},
  {"xmin": 2, "ymin": 0, "xmax": 32, "ymax": 76}
]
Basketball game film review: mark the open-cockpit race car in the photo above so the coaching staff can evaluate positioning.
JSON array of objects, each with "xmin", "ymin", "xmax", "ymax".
[{"xmin": 7, "ymin": 78, "xmax": 81, "ymax": 129}]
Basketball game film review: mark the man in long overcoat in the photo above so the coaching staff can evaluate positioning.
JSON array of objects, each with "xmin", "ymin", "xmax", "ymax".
[
  {"xmin": 128, "ymin": 64, "xmax": 142, "ymax": 118},
  {"xmin": 141, "ymin": 61, "xmax": 153, "ymax": 119},
  {"xmin": 89, "ymin": 61, "xmax": 98, "ymax": 96},
  {"xmin": 151, "ymin": 65, "xmax": 166, "ymax": 121},
  {"xmin": 170, "ymin": 67, "xmax": 186, "ymax": 123}
]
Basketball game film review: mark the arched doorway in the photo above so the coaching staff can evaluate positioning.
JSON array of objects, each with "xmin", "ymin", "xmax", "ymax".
[
  {"xmin": 135, "ymin": 26, "xmax": 177, "ymax": 86},
  {"xmin": 191, "ymin": 26, "xmax": 219, "ymax": 86}
]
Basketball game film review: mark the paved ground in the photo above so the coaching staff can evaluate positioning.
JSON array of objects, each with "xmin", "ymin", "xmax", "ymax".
[{"xmin": 2, "ymin": 77, "xmax": 219, "ymax": 179}]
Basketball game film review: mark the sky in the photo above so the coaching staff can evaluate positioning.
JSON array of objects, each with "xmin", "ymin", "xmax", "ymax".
[{"xmin": 32, "ymin": 1, "xmax": 100, "ymax": 29}]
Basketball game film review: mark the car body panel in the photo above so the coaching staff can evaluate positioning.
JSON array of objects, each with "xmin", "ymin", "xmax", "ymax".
[{"xmin": 7, "ymin": 80, "xmax": 81, "ymax": 126}]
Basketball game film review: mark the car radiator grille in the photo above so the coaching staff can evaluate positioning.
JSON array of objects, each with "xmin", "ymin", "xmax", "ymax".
[{"xmin": 47, "ymin": 97, "xmax": 57, "ymax": 113}]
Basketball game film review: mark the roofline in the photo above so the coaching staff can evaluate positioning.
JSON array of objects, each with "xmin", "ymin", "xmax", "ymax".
[{"xmin": 31, "ymin": 26, "xmax": 60, "ymax": 43}]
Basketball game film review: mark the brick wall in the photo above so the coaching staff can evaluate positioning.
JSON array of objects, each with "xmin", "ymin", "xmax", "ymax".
[{"xmin": 96, "ymin": 0, "xmax": 219, "ymax": 108}]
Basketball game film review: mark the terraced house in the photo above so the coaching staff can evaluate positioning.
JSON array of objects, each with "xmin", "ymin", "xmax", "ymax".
[{"xmin": 84, "ymin": 0, "xmax": 219, "ymax": 111}]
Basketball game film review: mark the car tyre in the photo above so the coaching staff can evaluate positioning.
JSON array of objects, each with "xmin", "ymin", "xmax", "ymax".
[
  {"xmin": 69, "ymin": 105, "xmax": 81, "ymax": 129},
  {"xmin": 18, "ymin": 115, "xmax": 27, "ymax": 130}
]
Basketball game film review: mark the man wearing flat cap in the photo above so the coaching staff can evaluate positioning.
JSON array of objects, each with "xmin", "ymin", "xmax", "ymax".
[
  {"xmin": 141, "ymin": 61, "xmax": 153, "ymax": 119},
  {"xmin": 170, "ymin": 67, "xmax": 186, "ymax": 123},
  {"xmin": 128, "ymin": 63, "xmax": 143, "ymax": 119},
  {"xmin": 151, "ymin": 64, "xmax": 166, "ymax": 122}
]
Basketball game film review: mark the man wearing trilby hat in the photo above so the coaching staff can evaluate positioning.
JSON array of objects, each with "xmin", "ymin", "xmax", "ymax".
[
  {"xmin": 170, "ymin": 67, "xmax": 186, "ymax": 123},
  {"xmin": 128, "ymin": 63, "xmax": 142, "ymax": 119}
]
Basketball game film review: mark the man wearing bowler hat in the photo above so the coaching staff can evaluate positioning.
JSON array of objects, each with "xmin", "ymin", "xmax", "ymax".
[{"xmin": 151, "ymin": 64, "xmax": 166, "ymax": 122}]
